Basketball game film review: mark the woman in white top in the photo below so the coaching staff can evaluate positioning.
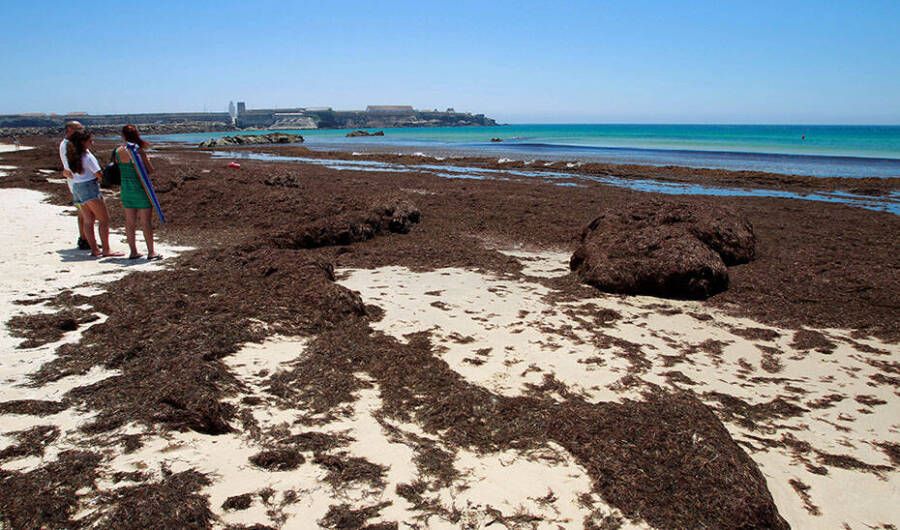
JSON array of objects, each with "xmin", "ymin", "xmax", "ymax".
[
  {"xmin": 65, "ymin": 130, "xmax": 122, "ymax": 257},
  {"xmin": 60, "ymin": 121, "xmax": 89, "ymax": 249}
]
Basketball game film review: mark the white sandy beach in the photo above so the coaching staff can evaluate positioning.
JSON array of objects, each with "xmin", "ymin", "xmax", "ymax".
[
  {"xmin": 339, "ymin": 256, "xmax": 899, "ymax": 529},
  {"xmin": 1, "ymin": 144, "xmax": 897, "ymax": 529}
]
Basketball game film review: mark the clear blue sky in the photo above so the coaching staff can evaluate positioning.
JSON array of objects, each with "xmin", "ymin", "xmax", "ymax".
[{"xmin": 2, "ymin": 0, "xmax": 899, "ymax": 124}]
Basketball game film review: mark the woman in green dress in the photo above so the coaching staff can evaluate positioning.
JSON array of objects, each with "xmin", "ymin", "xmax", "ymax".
[{"xmin": 116, "ymin": 125, "xmax": 161, "ymax": 260}]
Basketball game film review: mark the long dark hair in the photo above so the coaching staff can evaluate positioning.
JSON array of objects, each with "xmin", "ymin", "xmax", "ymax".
[
  {"xmin": 67, "ymin": 130, "xmax": 92, "ymax": 174},
  {"xmin": 122, "ymin": 124, "xmax": 148, "ymax": 148}
]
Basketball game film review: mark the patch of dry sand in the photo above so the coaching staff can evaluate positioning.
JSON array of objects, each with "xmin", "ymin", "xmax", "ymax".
[
  {"xmin": 0, "ymin": 187, "xmax": 187, "ymax": 471},
  {"xmin": 338, "ymin": 252, "xmax": 899, "ymax": 530}
]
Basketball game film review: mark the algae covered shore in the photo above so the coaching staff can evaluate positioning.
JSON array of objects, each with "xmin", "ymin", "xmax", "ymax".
[{"xmin": 0, "ymin": 138, "xmax": 897, "ymax": 529}]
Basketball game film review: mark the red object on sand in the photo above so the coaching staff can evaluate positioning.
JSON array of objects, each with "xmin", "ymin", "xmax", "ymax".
[{"xmin": 228, "ymin": 162, "xmax": 241, "ymax": 169}]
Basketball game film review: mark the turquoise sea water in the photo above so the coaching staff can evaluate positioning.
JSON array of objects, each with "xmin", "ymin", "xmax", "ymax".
[{"xmin": 152, "ymin": 124, "xmax": 900, "ymax": 178}]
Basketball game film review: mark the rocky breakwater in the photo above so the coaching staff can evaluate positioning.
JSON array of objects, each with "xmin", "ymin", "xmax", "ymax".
[
  {"xmin": 199, "ymin": 133, "xmax": 303, "ymax": 148},
  {"xmin": 570, "ymin": 201, "xmax": 757, "ymax": 299},
  {"xmin": 346, "ymin": 130, "xmax": 384, "ymax": 137}
]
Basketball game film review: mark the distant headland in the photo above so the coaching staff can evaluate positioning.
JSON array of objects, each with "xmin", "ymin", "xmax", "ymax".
[{"xmin": 0, "ymin": 103, "xmax": 497, "ymax": 135}]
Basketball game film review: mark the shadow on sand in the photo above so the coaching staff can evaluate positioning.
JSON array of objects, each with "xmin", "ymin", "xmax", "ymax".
[{"xmin": 56, "ymin": 248, "xmax": 151, "ymax": 267}]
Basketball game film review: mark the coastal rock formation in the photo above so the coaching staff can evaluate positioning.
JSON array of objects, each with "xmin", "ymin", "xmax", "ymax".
[
  {"xmin": 570, "ymin": 201, "xmax": 756, "ymax": 299},
  {"xmin": 346, "ymin": 130, "xmax": 385, "ymax": 137},
  {"xmin": 198, "ymin": 133, "xmax": 303, "ymax": 148}
]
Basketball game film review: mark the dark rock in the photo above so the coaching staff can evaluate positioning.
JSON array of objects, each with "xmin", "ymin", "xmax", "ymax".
[
  {"xmin": 570, "ymin": 201, "xmax": 756, "ymax": 299},
  {"xmin": 490, "ymin": 137, "xmax": 503, "ymax": 142},
  {"xmin": 199, "ymin": 133, "xmax": 303, "ymax": 148},
  {"xmin": 346, "ymin": 130, "xmax": 385, "ymax": 137}
]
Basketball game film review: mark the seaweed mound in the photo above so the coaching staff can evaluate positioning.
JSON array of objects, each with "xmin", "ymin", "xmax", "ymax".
[
  {"xmin": 553, "ymin": 391, "xmax": 789, "ymax": 529},
  {"xmin": 271, "ymin": 199, "xmax": 421, "ymax": 249},
  {"xmin": 371, "ymin": 198, "xmax": 421, "ymax": 234},
  {"xmin": 570, "ymin": 201, "xmax": 756, "ymax": 299},
  {"xmin": 33, "ymin": 247, "xmax": 368, "ymax": 435}
]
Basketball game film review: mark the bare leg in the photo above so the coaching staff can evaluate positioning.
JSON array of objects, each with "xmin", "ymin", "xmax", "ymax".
[
  {"xmin": 84, "ymin": 199, "xmax": 122, "ymax": 257},
  {"xmin": 80, "ymin": 205, "xmax": 100, "ymax": 256},
  {"xmin": 124, "ymin": 208, "xmax": 140, "ymax": 257},
  {"xmin": 139, "ymin": 209, "xmax": 157, "ymax": 257}
]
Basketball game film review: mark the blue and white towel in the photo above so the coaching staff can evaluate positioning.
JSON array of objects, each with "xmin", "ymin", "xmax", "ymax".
[{"xmin": 125, "ymin": 142, "xmax": 166, "ymax": 223}]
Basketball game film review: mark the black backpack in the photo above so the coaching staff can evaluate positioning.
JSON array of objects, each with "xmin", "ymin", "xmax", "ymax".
[{"xmin": 101, "ymin": 148, "xmax": 121, "ymax": 188}]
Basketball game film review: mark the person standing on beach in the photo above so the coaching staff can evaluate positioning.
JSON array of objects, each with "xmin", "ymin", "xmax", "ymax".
[
  {"xmin": 60, "ymin": 121, "xmax": 90, "ymax": 250},
  {"xmin": 115, "ymin": 125, "xmax": 161, "ymax": 260},
  {"xmin": 65, "ymin": 130, "xmax": 123, "ymax": 257}
]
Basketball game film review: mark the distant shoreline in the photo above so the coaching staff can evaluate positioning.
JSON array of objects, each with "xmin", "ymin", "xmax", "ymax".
[
  {"xmin": 141, "ymin": 123, "xmax": 900, "ymax": 179},
  {"xmin": 138, "ymin": 127, "xmax": 900, "ymax": 180},
  {"xmin": 0, "ymin": 105, "xmax": 497, "ymax": 136}
]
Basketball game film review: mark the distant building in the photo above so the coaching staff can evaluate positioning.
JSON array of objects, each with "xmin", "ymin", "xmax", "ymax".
[
  {"xmin": 366, "ymin": 105, "xmax": 414, "ymax": 115},
  {"xmin": 305, "ymin": 107, "xmax": 333, "ymax": 112},
  {"xmin": 271, "ymin": 112, "xmax": 317, "ymax": 129},
  {"xmin": 228, "ymin": 101, "xmax": 236, "ymax": 120},
  {"xmin": 446, "ymin": 108, "xmax": 455, "ymax": 113},
  {"xmin": 236, "ymin": 101, "xmax": 246, "ymax": 116}
]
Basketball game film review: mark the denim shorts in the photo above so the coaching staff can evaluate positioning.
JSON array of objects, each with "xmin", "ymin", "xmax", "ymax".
[{"xmin": 71, "ymin": 179, "xmax": 101, "ymax": 205}]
